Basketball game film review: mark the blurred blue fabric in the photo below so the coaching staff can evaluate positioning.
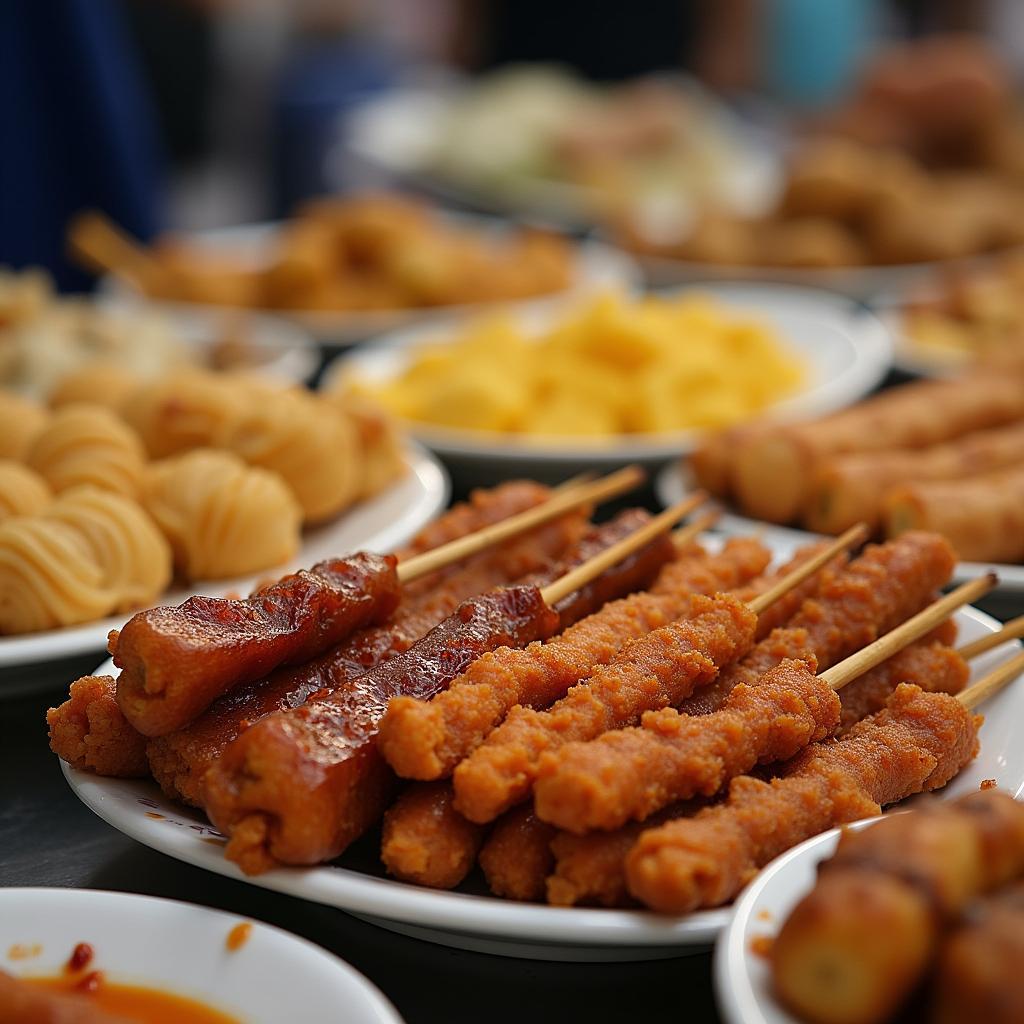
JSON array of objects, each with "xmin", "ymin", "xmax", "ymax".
[{"xmin": 0, "ymin": 0, "xmax": 164, "ymax": 290}]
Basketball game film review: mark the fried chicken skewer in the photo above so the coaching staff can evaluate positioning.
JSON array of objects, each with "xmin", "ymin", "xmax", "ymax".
[{"xmin": 202, "ymin": 498, "xmax": 698, "ymax": 874}]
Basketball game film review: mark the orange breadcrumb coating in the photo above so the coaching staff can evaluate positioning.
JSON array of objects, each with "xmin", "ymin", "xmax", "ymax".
[{"xmin": 479, "ymin": 804, "xmax": 556, "ymax": 902}]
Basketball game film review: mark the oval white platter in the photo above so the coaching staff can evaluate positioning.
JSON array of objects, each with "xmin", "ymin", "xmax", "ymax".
[
  {"xmin": 0, "ymin": 887, "xmax": 402, "ymax": 1024},
  {"xmin": 714, "ymin": 818, "xmax": 880, "ymax": 1024},
  {"xmin": 0, "ymin": 443, "xmax": 448, "ymax": 679},
  {"xmin": 325, "ymin": 282, "xmax": 893, "ymax": 479},
  {"xmin": 100, "ymin": 220, "xmax": 641, "ymax": 347},
  {"xmin": 60, "ymin": 604, "xmax": 1022, "ymax": 962},
  {"xmin": 656, "ymin": 460, "xmax": 1024, "ymax": 593}
]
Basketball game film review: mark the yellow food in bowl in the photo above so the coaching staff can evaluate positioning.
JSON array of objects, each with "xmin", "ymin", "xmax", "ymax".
[{"xmin": 355, "ymin": 293, "xmax": 805, "ymax": 440}]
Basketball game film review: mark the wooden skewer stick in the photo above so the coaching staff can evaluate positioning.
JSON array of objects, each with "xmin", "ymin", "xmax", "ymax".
[
  {"xmin": 958, "ymin": 649, "xmax": 1024, "ymax": 710},
  {"xmin": 819, "ymin": 574, "xmax": 999, "ymax": 691},
  {"xmin": 747, "ymin": 523, "xmax": 868, "ymax": 617},
  {"xmin": 540, "ymin": 496, "xmax": 701, "ymax": 607},
  {"xmin": 672, "ymin": 509, "xmax": 720, "ymax": 550},
  {"xmin": 397, "ymin": 466, "xmax": 652, "ymax": 582},
  {"xmin": 957, "ymin": 615, "xmax": 1024, "ymax": 660},
  {"xmin": 67, "ymin": 210, "xmax": 169, "ymax": 295}
]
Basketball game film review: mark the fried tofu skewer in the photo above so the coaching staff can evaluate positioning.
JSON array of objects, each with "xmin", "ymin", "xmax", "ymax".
[
  {"xmin": 534, "ymin": 577, "xmax": 994, "ymax": 833},
  {"xmin": 114, "ymin": 466, "xmax": 653, "ymax": 738}
]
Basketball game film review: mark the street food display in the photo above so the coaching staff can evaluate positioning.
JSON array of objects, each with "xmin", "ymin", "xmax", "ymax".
[
  {"xmin": 68, "ymin": 196, "xmax": 575, "ymax": 314},
  {"xmin": 689, "ymin": 369, "xmax": 1024, "ymax": 563},
  {"xmin": 0, "ymin": 373, "xmax": 408, "ymax": 634},
  {"xmin": 346, "ymin": 292, "xmax": 805, "ymax": 438},
  {"xmin": 44, "ymin": 465, "xmax": 1024, "ymax": 924},
  {"xmin": 771, "ymin": 788, "xmax": 1024, "ymax": 1024}
]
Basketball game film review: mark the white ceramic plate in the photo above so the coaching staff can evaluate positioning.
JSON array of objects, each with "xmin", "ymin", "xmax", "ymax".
[
  {"xmin": 100, "ymin": 220, "xmax": 641, "ymax": 347},
  {"xmin": 0, "ymin": 887, "xmax": 402, "ymax": 1024},
  {"xmin": 324, "ymin": 283, "xmax": 893, "ymax": 480},
  {"xmin": 0, "ymin": 444, "xmax": 448, "ymax": 679},
  {"xmin": 60, "ymin": 605, "xmax": 1022, "ymax": 962},
  {"xmin": 656, "ymin": 460, "xmax": 1024, "ymax": 593}
]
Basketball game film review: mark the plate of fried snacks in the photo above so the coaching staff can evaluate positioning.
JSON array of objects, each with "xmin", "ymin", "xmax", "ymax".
[
  {"xmin": 0, "ymin": 267, "xmax": 318, "ymax": 391},
  {"xmin": 0, "ymin": 887, "xmax": 403, "ymax": 1023},
  {"xmin": 328, "ymin": 283, "xmax": 891, "ymax": 475},
  {"xmin": 657, "ymin": 364, "xmax": 1024, "ymax": 590},
  {"xmin": 716, "ymin": 784, "xmax": 1024, "ymax": 1024},
  {"xmin": 70, "ymin": 199, "xmax": 639, "ymax": 346},
  {"xmin": 0, "ymin": 369, "xmax": 447, "ymax": 674},
  {"xmin": 47, "ymin": 465, "xmax": 1024, "ymax": 959}
]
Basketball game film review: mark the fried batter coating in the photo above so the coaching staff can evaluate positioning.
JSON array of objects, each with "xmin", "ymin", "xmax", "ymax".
[
  {"xmin": 381, "ymin": 781, "xmax": 484, "ymax": 889},
  {"xmin": 625, "ymin": 684, "xmax": 980, "ymax": 913},
  {"xmin": 47, "ymin": 675, "xmax": 147, "ymax": 777},
  {"xmin": 479, "ymin": 804, "xmax": 556, "ymax": 902},
  {"xmin": 679, "ymin": 533, "xmax": 956, "ymax": 716},
  {"xmin": 534, "ymin": 657, "xmax": 839, "ymax": 832},
  {"xmin": 453, "ymin": 593, "xmax": 757, "ymax": 824},
  {"xmin": 378, "ymin": 538, "xmax": 769, "ymax": 782}
]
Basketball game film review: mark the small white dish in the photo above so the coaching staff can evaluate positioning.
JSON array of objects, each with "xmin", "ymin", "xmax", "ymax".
[
  {"xmin": 0, "ymin": 887, "xmax": 402, "ymax": 1024},
  {"xmin": 61, "ymin": 604, "xmax": 1022, "ymax": 962},
  {"xmin": 656, "ymin": 460, "xmax": 1024, "ymax": 593},
  {"xmin": 0, "ymin": 443, "xmax": 448, "ymax": 685},
  {"xmin": 325, "ymin": 283, "xmax": 893, "ymax": 480}
]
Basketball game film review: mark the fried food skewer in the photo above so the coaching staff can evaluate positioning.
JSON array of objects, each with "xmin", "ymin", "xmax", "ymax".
[
  {"xmin": 202, "ymin": 498, "xmax": 697, "ymax": 873},
  {"xmin": 533, "ymin": 577, "xmax": 994, "ymax": 833},
  {"xmin": 956, "ymin": 613, "xmax": 1024, "ymax": 659},
  {"xmin": 114, "ymin": 467, "xmax": 653, "ymax": 738}
]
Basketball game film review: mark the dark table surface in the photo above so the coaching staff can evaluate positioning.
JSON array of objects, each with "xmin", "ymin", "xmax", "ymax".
[{"xmin": 2, "ymin": 469, "xmax": 1022, "ymax": 1024}]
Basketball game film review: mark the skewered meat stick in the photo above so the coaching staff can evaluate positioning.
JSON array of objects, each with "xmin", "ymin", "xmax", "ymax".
[
  {"xmin": 452, "ymin": 528, "xmax": 872, "ymax": 824},
  {"xmin": 771, "ymin": 789, "xmax": 1024, "ymax": 1024},
  {"xmin": 147, "ymin": 507, "xmax": 657, "ymax": 806},
  {"xmin": 202, "ymin": 498, "xmax": 698, "ymax": 873},
  {"xmin": 114, "ymin": 466, "xmax": 647, "ymax": 737},
  {"xmin": 479, "ymin": 804, "xmax": 557, "ymax": 901},
  {"xmin": 623, "ymin": 646, "xmax": 1023, "ymax": 913},
  {"xmin": 679, "ymin": 531, "xmax": 957, "ymax": 717},
  {"xmin": 377, "ymin": 516, "xmax": 770, "ymax": 782},
  {"xmin": 533, "ymin": 576, "xmax": 993, "ymax": 832},
  {"xmin": 49, "ymin": 480, "xmax": 585, "ymax": 791}
]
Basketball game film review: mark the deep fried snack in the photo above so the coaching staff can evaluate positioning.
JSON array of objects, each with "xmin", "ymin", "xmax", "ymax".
[
  {"xmin": 679, "ymin": 532, "xmax": 956, "ymax": 716},
  {"xmin": 114, "ymin": 552, "xmax": 402, "ymax": 737},
  {"xmin": 0, "ymin": 461, "xmax": 51, "ymax": 521},
  {"xmin": 479, "ymin": 804, "xmax": 557, "ymax": 902},
  {"xmin": 0, "ymin": 391, "xmax": 49, "ymax": 460},
  {"xmin": 47, "ymin": 675, "xmax": 148, "ymax": 777},
  {"xmin": 534, "ymin": 657, "xmax": 838, "ymax": 832},
  {"xmin": 934, "ymin": 880, "xmax": 1024, "ymax": 1024},
  {"xmin": 381, "ymin": 781, "xmax": 484, "ymax": 889},
  {"xmin": 625, "ymin": 683, "xmax": 980, "ymax": 913},
  {"xmin": 453, "ymin": 593, "xmax": 758, "ymax": 824},
  {"xmin": 772, "ymin": 791, "xmax": 1024, "ymax": 1024},
  {"xmin": 378, "ymin": 537, "xmax": 768, "ymax": 781},
  {"xmin": 0, "ymin": 969, "xmax": 132, "ymax": 1024},
  {"xmin": 884, "ymin": 463, "xmax": 1024, "ymax": 562},
  {"xmin": 729, "ymin": 371, "xmax": 1024, "ymax": 523},
  {"xmin": 204, "ymin": 585, "xmax": 562, "ymax": 874}
]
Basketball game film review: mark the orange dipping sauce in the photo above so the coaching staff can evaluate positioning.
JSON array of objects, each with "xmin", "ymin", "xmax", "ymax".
[{"xmin": 27, "ymin": 977, "xmax": 241, "ymax": 1023}]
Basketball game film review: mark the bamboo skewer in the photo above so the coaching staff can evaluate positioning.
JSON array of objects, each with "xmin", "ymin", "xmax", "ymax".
[
  {"xmin": 819, "ymin": 574, "xmax": 999, "ymax": 691},
  {"xmin": 540, "ymin": 497, "xmax": 701, "ymax": 606},
  {"xmin": 397, "ymin": 466, "xmax": 652, "ymax": 582},
  {"xmin": 747, "ymin": 523, "xmax": 868, "ymax": 617},
  {"xmin": 67, "ymin": 210, "xmax": 170, "ymax": 295},
  {"xmin": 672, "ymin": 509, "xmax": 720, "ymax": 549},
  {"xmin": 958, "ymin": 649, "xmax": 1024, "ymax": 710},
  {"xmin": 957, "ymin": 615, "xmax": 1024, "ymax": 660}
]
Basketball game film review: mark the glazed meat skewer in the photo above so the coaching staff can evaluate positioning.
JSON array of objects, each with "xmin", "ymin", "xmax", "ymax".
[{"xmin": 114, "ymin": 466, "xmax": 650, "ymax": 737}]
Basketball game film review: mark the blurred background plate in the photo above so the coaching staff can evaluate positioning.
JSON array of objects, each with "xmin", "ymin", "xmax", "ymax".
[
  {"xmin": 656, "ymin": 459, "xmax": 1024, "ymax": 593},
  {"xmin": 0, "ymin": 443, "xmax": 448, "ymax": 693},
  {"xmin": 324, "ymin": 282, "xmax": 893, "ymax": 487}
]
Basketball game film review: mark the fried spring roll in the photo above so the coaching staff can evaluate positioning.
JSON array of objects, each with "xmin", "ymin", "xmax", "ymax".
[
  {"xmin": 732, "ymin": 372, "xmax": 1024, "ymax": 523},
  {"xmin": 805, "ymin": 421, "xmax": 1024, "ymax": 534},
  {"xmin": 883, "ymin": 462, "xmax": 1024, "ymax": 562}
]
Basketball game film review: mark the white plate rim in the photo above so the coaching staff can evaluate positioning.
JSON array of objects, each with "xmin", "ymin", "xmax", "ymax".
[
  {"xmin": 0, "ymin": 443, "xmax": 449, "ymax": 671},
  {"xmin": 322, "ymin": 281, "xmax": 894, "ymax": 464},
  {"xmin": 0, "ymin": 886, "xmax": 403, "ymax": 1024},
  {"xmin": 655, "ymin": 460, "xmax": 1024, "ymax": 593},
  {"xmin": 60, "ymin": 604, "xmax": 1021, "ymax": 954}
]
